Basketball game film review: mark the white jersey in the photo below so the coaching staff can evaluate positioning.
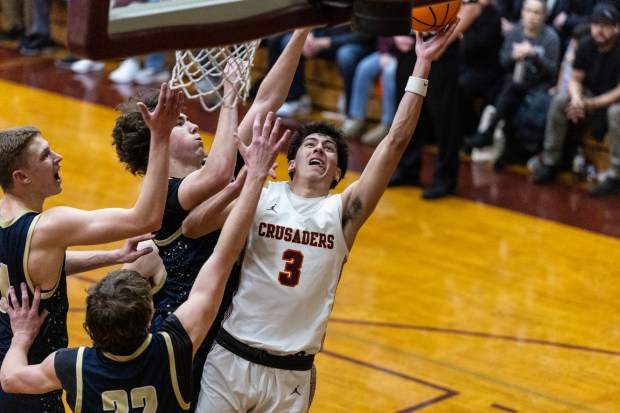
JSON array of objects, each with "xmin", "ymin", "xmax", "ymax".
[{"xmin": 223, "ymin": 181, "xmax": 349, "ymax": 355}]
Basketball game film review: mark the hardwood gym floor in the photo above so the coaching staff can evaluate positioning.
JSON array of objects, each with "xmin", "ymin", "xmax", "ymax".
[{"xmin": 1, "ymin": 44, "xmax": 619, "ymax": 412}]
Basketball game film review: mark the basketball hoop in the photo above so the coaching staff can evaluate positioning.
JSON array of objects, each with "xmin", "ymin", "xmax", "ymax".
[{"xmin": 170, "ymin": 40, "xmax": 260, "ymax": 112}]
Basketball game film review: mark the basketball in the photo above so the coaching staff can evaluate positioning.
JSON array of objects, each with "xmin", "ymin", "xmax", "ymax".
[{"xmin": 411, "ymin": 0, "xmax": 461, "ymax": 32}]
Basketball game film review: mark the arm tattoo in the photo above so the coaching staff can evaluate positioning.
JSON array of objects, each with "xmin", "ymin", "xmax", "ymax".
[{"xmin": 342, "ymin": 197, "xmax": 362, "ymax": 228}]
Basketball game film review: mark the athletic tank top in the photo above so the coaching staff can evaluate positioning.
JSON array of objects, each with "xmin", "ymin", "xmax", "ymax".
[
  {"xmin": 55, "ymin": 315, "xmax": 193, "ymax": 413},
  {"xmin": 223, "ymin": 181, "xmax": 349, "ymax": 355},
  {"xmin": 152, "ymin": 178, "xmax": 239, "ymax": 330},
  {"xmin": 0, "ymin": 211, "xmax": 68, "ymax": 412}
]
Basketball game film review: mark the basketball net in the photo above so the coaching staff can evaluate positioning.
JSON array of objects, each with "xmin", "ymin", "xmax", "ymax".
[{"xmin": 170, "ymin": 40, "xmax": 260, "ymax": 112}]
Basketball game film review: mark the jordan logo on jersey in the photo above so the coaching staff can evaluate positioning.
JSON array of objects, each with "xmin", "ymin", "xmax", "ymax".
[
  {"xmin": 291, "ymin": 385, "xmax": 302, "ymax": 396},
  {"xmin": 267, "ymin": 203, "xmax": 277, "ymax": 213}
]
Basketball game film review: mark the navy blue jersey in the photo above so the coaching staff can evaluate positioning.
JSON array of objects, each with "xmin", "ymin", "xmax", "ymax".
[
  {"xmin": 151, "ymin": 178, "xmax": 221, "ymax": 326},
  {"xmin": 151, "ymin": 178, "xmax": 240, "ymax": 409},
  {"xmin": 0, "ymin": 211, "xmax": 68, "ymax": 412},
  {"xmin": 55, "ymin": 315, "xmax": 193, "ymax": 413}
]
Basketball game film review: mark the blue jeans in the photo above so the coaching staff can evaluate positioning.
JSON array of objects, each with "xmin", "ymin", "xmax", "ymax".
[
  {"xmin": 30, "ymin": 0, "xmax": 51, "ymax": 37},
  {"xmin": 348, "ymin": 51, "xmax": 396, "ymax": 125},
  {"xmin": 268, "ymin": 30, "xmax": 374, "ymax": 111},
  {"xmin": 333, "ymin": 43, "xmax": 375, "ymax": 113}
]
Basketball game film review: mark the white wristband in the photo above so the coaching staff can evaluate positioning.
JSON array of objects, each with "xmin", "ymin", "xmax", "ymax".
[{"xmin": 405, "ymin": 76, "xmax": 429, "ymax": 97}]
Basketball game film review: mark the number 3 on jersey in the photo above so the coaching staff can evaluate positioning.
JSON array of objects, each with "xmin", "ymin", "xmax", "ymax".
[{"xmin": 278, "ymin": 249, "xmax": 304, "ymax": 287}]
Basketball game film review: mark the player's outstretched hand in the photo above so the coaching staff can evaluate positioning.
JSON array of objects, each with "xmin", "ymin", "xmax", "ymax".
[
  {"xmin": 415, "ymin": 18, "xmax": 460, "ymax": 63},
  {"xmin": 1, "ymin": 283, "xmax": 48, "ymax": 348},
  {"xmin": 116, "ymin": 233, "xmax": 155, "ymax": 264},
  {"xmin": 235, "ymin": 112, "xmax": 291, "ymax": 179},
  {"xmin": 137, "ymin": 82, "xmax": 184, "ymax": 142}
]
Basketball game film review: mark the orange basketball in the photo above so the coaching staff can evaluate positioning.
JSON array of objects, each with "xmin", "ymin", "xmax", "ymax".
[{"xmin": 411, "ymin": 0, "xmax": 461, "ymax": 32}]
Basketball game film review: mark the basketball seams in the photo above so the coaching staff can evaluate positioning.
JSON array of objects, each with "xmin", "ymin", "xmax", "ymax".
[{"xmin": 411, "ymin": 0, "xmax": 461, "ymax": 32}]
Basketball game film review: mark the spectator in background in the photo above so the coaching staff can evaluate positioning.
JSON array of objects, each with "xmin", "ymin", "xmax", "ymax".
[
  {"xmin": 0, "ymin": 0, "xmax": 24, "ymax": 40},
  {"xmin": 552, "ymin": 0, "xmax": 620, "ymax": 51},
  {"xmin": 388, "ymin": 0, "xmax": 483, "ymax": 199},
  {"xmin": 0, "ymin": 0, "xmax": 56, "ymax": 55},
  {"xmin": 457, "ymin": 0, "xmax": 504, "ymax": 140},
  {"xmin": 108, "ymin": 0, "xmax": 170, "ymax": 85},
  {"xmin": 267, "ymin": 26, "xmax": 375, "ymax": 118},
  {"xmin": 496, "ymin": 0, "xmax": 569, "ymax": 39},
  {"xmin": 533, "ymin": 2, "xmax": 620, "ymax": 197},
  {"xmin": 341, "ymin": 36, "xmax": 397, "ymax": 146},
  {"xmin": 464, "ymin": 0, "xmax": 560, "ymax": 169}
]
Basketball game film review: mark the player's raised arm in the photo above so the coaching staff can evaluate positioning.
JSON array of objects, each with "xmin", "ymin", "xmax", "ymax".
[
  {"xmin": 177, "ymin": 61, "xmax": 241, "ymax": 210},
  {"xmin": 37, "ymin": 83, "xmax": 183, "ymax": 249},
  {"xmin": 340, "ymin": 21, "xmax": 460, "ymax": 248},
  {"xmin": 181, "ymin": 169, "xmax": 247, "ymax": 239},
  {"xmin": 238, "ymin": 28, "xmax": 311, "ymax": 145}
]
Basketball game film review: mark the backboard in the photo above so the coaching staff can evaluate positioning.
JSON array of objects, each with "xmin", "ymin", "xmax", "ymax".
[{"xmin": 66, "ymin": 0, "xmax": 444, "ymax": 60}]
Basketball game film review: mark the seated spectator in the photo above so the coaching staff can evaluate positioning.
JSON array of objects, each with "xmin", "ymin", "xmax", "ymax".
[
  {"xmin": 266, "ymin": 26, "xmax": 375, "ymax": 117},
  {"xmin": 533, "ymin": 3, "xmax": 620, "ymax": 197},
  {"xmin": 464, "ymin": 0, "xmax": 561, "ymax": 169},
  {"xmin": 553, "ymin": 0, "xmax": 620, "ymax": 52},
  {"xmin": 496, "ymin": 0, "xmax": 570, "ymax": 43},
  {"xmin": 342, "ymin": 36, "xmax": 397, "ymax": 146}
]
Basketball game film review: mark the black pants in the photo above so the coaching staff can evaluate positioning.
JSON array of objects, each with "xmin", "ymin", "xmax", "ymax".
[{"xmin": 392, "ymin": 40, "xmax": 461, "ymax": 187}]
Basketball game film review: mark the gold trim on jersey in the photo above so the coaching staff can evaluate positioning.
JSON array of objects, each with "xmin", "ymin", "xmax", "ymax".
[
  {"xmin": 75, "ymin": 346, "xmax": 86, "ymax": 413},
  {"xmin": 0, "ymin": 209, "xmax": 36, "ymax": 228},
  {"xmin": 154, "ymin": 227, "xmax": 183, "ymax": 247},
  {"xmin": 102, "ymin": 334, "xmax": 153, "ymax": 361},
  {"xmin": 151, "ymin": 268, "xmax": 167, "ymax": 295},
  {"xmin": 162, "ymin": 331, "xmax": 191, "ymax": 410},
  {"xmin": 22, "ymin": 214, "xmax": 62, "ymax": 299}
]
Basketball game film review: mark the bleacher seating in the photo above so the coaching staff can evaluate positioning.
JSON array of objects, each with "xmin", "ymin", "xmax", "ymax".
[{"xmin": 15, "ymin": 1, "xmax": 613, "ymax": 175}]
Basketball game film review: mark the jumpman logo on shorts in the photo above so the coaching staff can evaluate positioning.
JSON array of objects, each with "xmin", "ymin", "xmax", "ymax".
[
  {"xmin": 267, "ymin": 203, "xmax": 277, "ymax": 213},
  {"xmin": 291, "ymin": 385, "xmax": 301, "ymax": 396}
]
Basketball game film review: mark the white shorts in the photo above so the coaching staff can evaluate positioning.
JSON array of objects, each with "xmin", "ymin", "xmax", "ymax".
[{"xmin": 195, "ymin": 343, "xmax": 316, "ymax": 413}]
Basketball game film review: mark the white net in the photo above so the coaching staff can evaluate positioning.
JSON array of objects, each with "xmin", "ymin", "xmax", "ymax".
[{"xmin": 170, "ymin": 40, "xmax": 261, "ymax": 112}]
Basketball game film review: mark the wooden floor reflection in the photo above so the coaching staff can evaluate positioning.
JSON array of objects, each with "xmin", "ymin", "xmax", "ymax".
[{"xmin": 1, "ymin": 53, "xmax": 620, "ymax": 412}]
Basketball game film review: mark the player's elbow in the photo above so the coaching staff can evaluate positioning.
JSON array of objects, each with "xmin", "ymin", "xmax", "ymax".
[
  {"xmin": 181, "ymin": 218, "xmax": 202, "ymax": 239},
  {"xmin": 1, "ymin": 370, "xmax": 23, "ymax": 394},
  {"xmin": 131, "ymin": 210, "xmax": 163, "ymax": 234}
]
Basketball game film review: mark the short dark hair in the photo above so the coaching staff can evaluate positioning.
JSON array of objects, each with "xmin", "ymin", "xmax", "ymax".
[
  {"xmin": 111, "ymin": 89, "xmax": 160, "ymax": 176},
  {"xmin": 84, "ymin": 269, "xmax": 153, "ymax": 355},
  {"xmin": 286, "ymin": 121, "xmax": 348, "ymax": 189},
  {"xmin": 0, "ymin": 126, "xmax": 40, "ymax": 191}
]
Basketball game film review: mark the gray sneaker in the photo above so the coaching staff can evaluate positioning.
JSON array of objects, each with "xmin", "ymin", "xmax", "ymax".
[
  {"xmin": 134, "ymin": 68, "xmax": 171, "ymax": 85},
  {"xmin": 276, "ymin": 95, "xmax": 312, "ymax": 118},
  {"xmin": 342, "ymin": 118, "xmax": 366, "ymax": 140},
  {"xmin": 361, "ymin": 123, "xmax": 390, "ymax": 146}
]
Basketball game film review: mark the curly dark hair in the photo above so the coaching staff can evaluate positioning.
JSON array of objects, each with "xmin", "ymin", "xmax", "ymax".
[
  {"xmin": 111, "ymin": 89, "xmax": 160, "ymax": 176},
  {"xmin": 286, "ymin": 121, "xmax": 348, "ymax": 189},
  {"xmin": 84, "ymin": 269, "xmax": 153, "ymax": 355},
  {"xmin": 0, "ymin": 126, "xmax": 40, "ymax": 190}
]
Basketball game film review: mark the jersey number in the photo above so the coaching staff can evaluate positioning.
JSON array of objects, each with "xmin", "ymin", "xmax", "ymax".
[
  {"xmin": 278, "ymin": 249, "xmax": 304, "ymax": 287},
  {"xmin": 102, "ymin": 386, "xmax": 158, "ymax": 413}
]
